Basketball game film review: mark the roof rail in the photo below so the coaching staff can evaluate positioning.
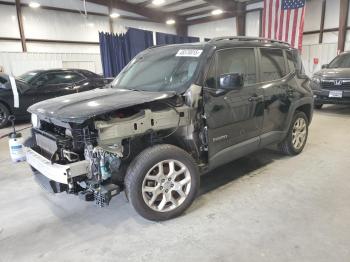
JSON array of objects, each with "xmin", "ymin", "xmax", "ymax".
[{"xmin": 208, "ymin": 36, "xmax": 290, "ymax": 46}]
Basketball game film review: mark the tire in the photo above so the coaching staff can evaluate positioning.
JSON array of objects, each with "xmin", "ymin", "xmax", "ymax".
[
  {"xmin": 278, "ymin": 111, "xmax": 309, "ymax": 156},
  {"xmin": 314, "ymin": 104, "xmax": 323, "ymax": 109},
  {"xmin": 125, "ymin": 144, "xmax": 200, "ymax": 221},
  {"xmin": 0, "ymin": 103, "xmax": 9, "ymax": 129}
]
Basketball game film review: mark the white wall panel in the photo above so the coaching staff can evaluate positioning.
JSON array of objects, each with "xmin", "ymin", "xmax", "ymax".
[
  {"xmin": 323, "ymin": 31, "xmax": 339, "ymax": 43},
  {"xmin": 188, "ymin": 18, "xmax": 236, "ymax": 41},
  {"xmin": 246, "ymin": 11, "xmax": 260, "ymax": 37},
  {"xmin": 22, "ymin": 7, "xmax": 109, "ymax": 42},
  {"xmin": 324, "ymin": 0, "xmax": 340, "ymax": 29},
  {"xmin": 304, "ymin": 0, "xmax": 322, "ymax": 32},
  {"xmin": 113, "ymin": 19, "xmax": 176, "ymax": 35},
  {"xmin": 26, "ymin": 42, "xmax": 100, "ymax": 53},
  {"xmin": 0, "ymin": 52, "xmax": 102, "ymax": 76},
  {"xmin": 0, "ymin": 41, "xmax": 22, "ymax": 52},
  {"xmin": 247, "ymin": 2, "xmax": 263, "ymax": 10},
  {"xmin": 301, "ymin": 44, "xmax": 338, "ymax": 76},
  {"xmin": 303, "ymin": 34, "xmax": 319, "ymax": 45},
  {"xmin": 0, "ymin": 5, "xmax": 20, "ymax": 38}
]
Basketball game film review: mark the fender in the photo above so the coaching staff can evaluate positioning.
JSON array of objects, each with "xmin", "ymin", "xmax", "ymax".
[{"xmin": 283, "ymin": 96, "xmax": 314, "ymax": 134}]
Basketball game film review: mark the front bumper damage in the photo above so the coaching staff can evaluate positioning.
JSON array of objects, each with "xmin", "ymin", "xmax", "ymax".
[
  {"xmin": 26, "ymin": 148, "xmax": 89, "ymax": 185},
  {"xmin": 26, "ymin": 148, "xmax": 120, "ymax": 207}
]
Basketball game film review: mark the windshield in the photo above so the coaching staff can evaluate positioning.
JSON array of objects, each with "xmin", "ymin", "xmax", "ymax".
[
  {"xmin": 18, "ymin": 70, "xmax": 41, "ymax": 83},
  {"xmin": 112, "ymin": 47, "xmax": 203, "ymax": 93},
  {"xmin": 328, "ymin": 54, "xmax": 350, "ymax": 68}
]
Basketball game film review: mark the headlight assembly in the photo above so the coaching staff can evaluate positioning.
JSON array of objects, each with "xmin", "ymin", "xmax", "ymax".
[
  {"xmin": 312, "ymin": 76, "xmax": 321, "ymax": 84},
  {"xmin": 31, "ymin": 114, "xmax": 40, "ymax": 128}
]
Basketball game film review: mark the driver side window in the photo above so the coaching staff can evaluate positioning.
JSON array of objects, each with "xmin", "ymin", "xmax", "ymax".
[{"xmin": 217, "ymin": 48, "xmax": 257, "ymax": 86}]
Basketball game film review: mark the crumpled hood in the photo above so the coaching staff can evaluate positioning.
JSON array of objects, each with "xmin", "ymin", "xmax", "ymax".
[
  {"xmin": 314, "ymin": 68, "xmax": 350, "ymax": 79},
  {"xmin": 28, "ymin": 88, "xmax": 176, "ymax": 123}
]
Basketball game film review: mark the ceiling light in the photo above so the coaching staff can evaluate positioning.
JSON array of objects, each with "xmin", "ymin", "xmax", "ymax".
[
  {"xmin": 166, "ymin": 19, "xmax": 175, "ymax": 25},
  {"xmin": 29, "ymin": 2, "xmax": 40, "ymax": 8},
  {"xmin": 110, "ymin": 13, "xmax": 120, "ymax": 18},
  {"xmin": 211, "ymin": 9, "xmax": 223, "ymax": 16},
  {"xmin": 152, "ymin": 0, "xmax": 165, "ymax": 6}
]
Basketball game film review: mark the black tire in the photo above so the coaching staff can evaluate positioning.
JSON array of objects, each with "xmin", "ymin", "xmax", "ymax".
[
  {"xmin": 125, "ymin": 144, "xmax": 200, "ymax": 221},
  {"xmin": 278, "ymin": 111, "xmax": 309, "ymax": 156},
  {"xmin": 0, "ymin": 103, "xmax": 9, "ymax": 129},
  {"xmin": 314, "ymin": 104, "xmax": 323, "ymax": 109}
]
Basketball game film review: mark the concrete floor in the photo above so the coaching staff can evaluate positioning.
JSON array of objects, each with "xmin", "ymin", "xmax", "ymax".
[{"xmin": 0, "ymin": 105, "xmax": 350, "ymax": 262}]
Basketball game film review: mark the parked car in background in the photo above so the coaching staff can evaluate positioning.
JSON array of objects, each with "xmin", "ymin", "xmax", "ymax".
[
  {"xmin": 26, "ymin": 37, "xmax": 313, "ymax": 221},
  {"xmin": 311, "ymin": 52, "xmax": 350, "ymax": 109},
  {"xmin": 0, "ymin": 69, "xmax": 112, "ymax": 128}
]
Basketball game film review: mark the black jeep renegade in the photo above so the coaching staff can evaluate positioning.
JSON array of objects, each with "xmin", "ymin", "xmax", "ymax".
[{"xmin": 26, "ymin": 37, "xmax": 313, "ymax": 221}]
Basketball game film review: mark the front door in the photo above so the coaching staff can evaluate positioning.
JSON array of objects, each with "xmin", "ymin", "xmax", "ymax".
[{"xmin": 203, "ymin": 47, "xmax": 264, "ymax": 164}]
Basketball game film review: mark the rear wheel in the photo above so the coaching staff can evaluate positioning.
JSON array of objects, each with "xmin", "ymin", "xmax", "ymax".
[
  {"xmin": 0, "ymin": 103, "xmax": 9, "ymax": 129},
  {"xmin": 279, "ymin": 111, "xmax": 309, "ymax": 156},
  {"xmin": 125, "ymin": 144, "xmax": 200, "ymax": 221}
]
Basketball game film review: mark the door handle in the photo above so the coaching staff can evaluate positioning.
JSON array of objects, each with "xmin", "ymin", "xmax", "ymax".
[{"xmin": 248, "ymin": 95, "xmax": 263, "ymax": 102}]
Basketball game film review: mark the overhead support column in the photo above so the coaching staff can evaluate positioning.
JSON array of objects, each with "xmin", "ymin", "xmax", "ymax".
[
  {"xmin": 176, "ymin": 23, "xmax": 188, "ymax": 36},
  {"xmin": 338, "ymin": 0, "xmax": 349, "ymax": 53},
  {"xmin": 236, "ymin": 3, "xmax": 246, "ymax": 36},
  {"xmin": 319, "ymin": 0, "xmax": 326, "ymax": 44},
  {"xmin": 15, "ymin": 0, "xmax": 27, "ymax": 52}
]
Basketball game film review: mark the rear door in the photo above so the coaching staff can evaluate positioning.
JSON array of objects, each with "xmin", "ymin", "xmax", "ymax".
[
  {"xmin": 203, "ymin": 47, "xmax": 264, "ymax": 161},
  {"xmin": 258, "ymin": 48, "xmax": 291, "ymax": 142}
]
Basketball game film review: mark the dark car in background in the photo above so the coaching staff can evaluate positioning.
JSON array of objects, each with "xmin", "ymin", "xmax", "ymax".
[
  {"xmin": 312, "ymin": 52, "xmax": 350, "ymax": 109},
  {"xmin": 0, "ymin": 69, "xmax": 112, "ymax": 128}
]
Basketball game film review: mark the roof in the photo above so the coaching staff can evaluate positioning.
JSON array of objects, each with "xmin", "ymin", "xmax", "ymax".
[{"xmin": 148, "ymin": 37, "xmax": 295, "ymax": 52}]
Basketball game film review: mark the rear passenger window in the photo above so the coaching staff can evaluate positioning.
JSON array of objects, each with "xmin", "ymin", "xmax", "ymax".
[
  {"xmin": 260, "ymin": 48, "xmax": 286, "ymax": 81},
  {"xmin": 287, "ymin": 50, "xmax": 305, "ymax": 75},
  {"xmin": 217, "ymin": 48, "xmax": 257, "ymax": 86},
  {"xmin": 286, "ymin": 51, "xmax": 295, "ymax": 73}
]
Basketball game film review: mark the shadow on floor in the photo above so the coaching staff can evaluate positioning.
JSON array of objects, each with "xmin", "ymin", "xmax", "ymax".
[
  {"xmin": 316, "ymin": 105, "xmax": 350, "ymax": 116},
  {"xmin": 199, "ymin": 148, "xmax": 284, "ymax": 195}
]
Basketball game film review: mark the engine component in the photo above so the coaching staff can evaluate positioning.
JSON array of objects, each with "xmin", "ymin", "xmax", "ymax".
[
  {"xmin": 95, "ymin": 106, "xmax": 190, "ymax": 146},
  {"xmin": 62, "ymin": 149, "xmax": 80, "ymax": 162},
  {"xmin": 84, "ymin": 145, "xmax": 122, "ymax": 182}
]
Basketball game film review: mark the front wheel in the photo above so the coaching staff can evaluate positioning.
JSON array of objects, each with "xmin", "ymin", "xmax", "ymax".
[
  {"xmin": 279, "ymin": 111, "xmax": 309, "ymax": 156},
  {"xmin": 125, "ymin": 144, "xmax": 200, "ymax": 221}
]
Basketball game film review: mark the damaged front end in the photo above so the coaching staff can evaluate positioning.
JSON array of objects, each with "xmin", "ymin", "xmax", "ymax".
[{"xmin": 26, "ymin": 88, "xmax": 203, "ymax": 207}]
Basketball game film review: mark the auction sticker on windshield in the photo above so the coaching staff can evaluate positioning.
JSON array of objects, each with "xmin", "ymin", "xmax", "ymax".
[{"xmin": 176, "ymin": 49, "xmax": 203, "ymax": 57}]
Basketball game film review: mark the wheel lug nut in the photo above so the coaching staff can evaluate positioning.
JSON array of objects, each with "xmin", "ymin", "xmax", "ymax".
[
  {"xmin": 168, "ymin": 178, "xmax": 171, "ymax": 181},
  {"xmin": 171, "ymin": 184, "xmax": 174, "ymax": 187},
  {"xmin": 165, "ymin": 189, "xmax": 168, "ymax": 193},
  {"xmin": 160, "ymin": 186, "xmax": 163, "ymax": 190}
]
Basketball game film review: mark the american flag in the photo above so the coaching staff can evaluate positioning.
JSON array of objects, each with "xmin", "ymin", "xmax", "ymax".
[{"xmin": 262, "ymin": 0, "xmax": 306, "ymax": 50}]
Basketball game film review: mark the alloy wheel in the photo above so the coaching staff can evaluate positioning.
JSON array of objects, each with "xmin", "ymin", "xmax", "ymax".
[
  {"xmin": 142, "ymin": 160, "xmax": 191, "ymax": 212},
  {"xmin": 292, "ymin": 117, "xmax": 307, "ymax": 150}
]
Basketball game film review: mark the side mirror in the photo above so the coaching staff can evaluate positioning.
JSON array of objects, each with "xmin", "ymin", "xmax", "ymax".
[
  {"xmin": 321, "ymin": 64, "xmax": 328, "ymax": 69},
  {"xmin": 219, "ymin": 73, "xmax": 244, "ymax": 90}
]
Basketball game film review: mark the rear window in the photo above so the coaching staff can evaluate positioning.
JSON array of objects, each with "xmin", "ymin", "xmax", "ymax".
[
  {"xmin": 287, "ymin": 50, "xmax": 305, "ymax": 75},
  {"xmin": 260, "ymin": 48, "xmax": 286, "ymax": 82}
]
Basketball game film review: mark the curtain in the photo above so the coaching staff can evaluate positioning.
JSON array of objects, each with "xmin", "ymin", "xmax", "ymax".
[
  {"xmin": 156, "ymin": 32, "xmax": 200, "ymax": 45},
  {"xmin": 99, "ymin": 28, "xmax": 154, "ymax": 77}
]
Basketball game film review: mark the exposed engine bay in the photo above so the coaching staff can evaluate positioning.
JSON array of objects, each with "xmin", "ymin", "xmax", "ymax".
[{"xmin": 28, "ymin": 86, "xmax": 206, "ymax": 207}]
